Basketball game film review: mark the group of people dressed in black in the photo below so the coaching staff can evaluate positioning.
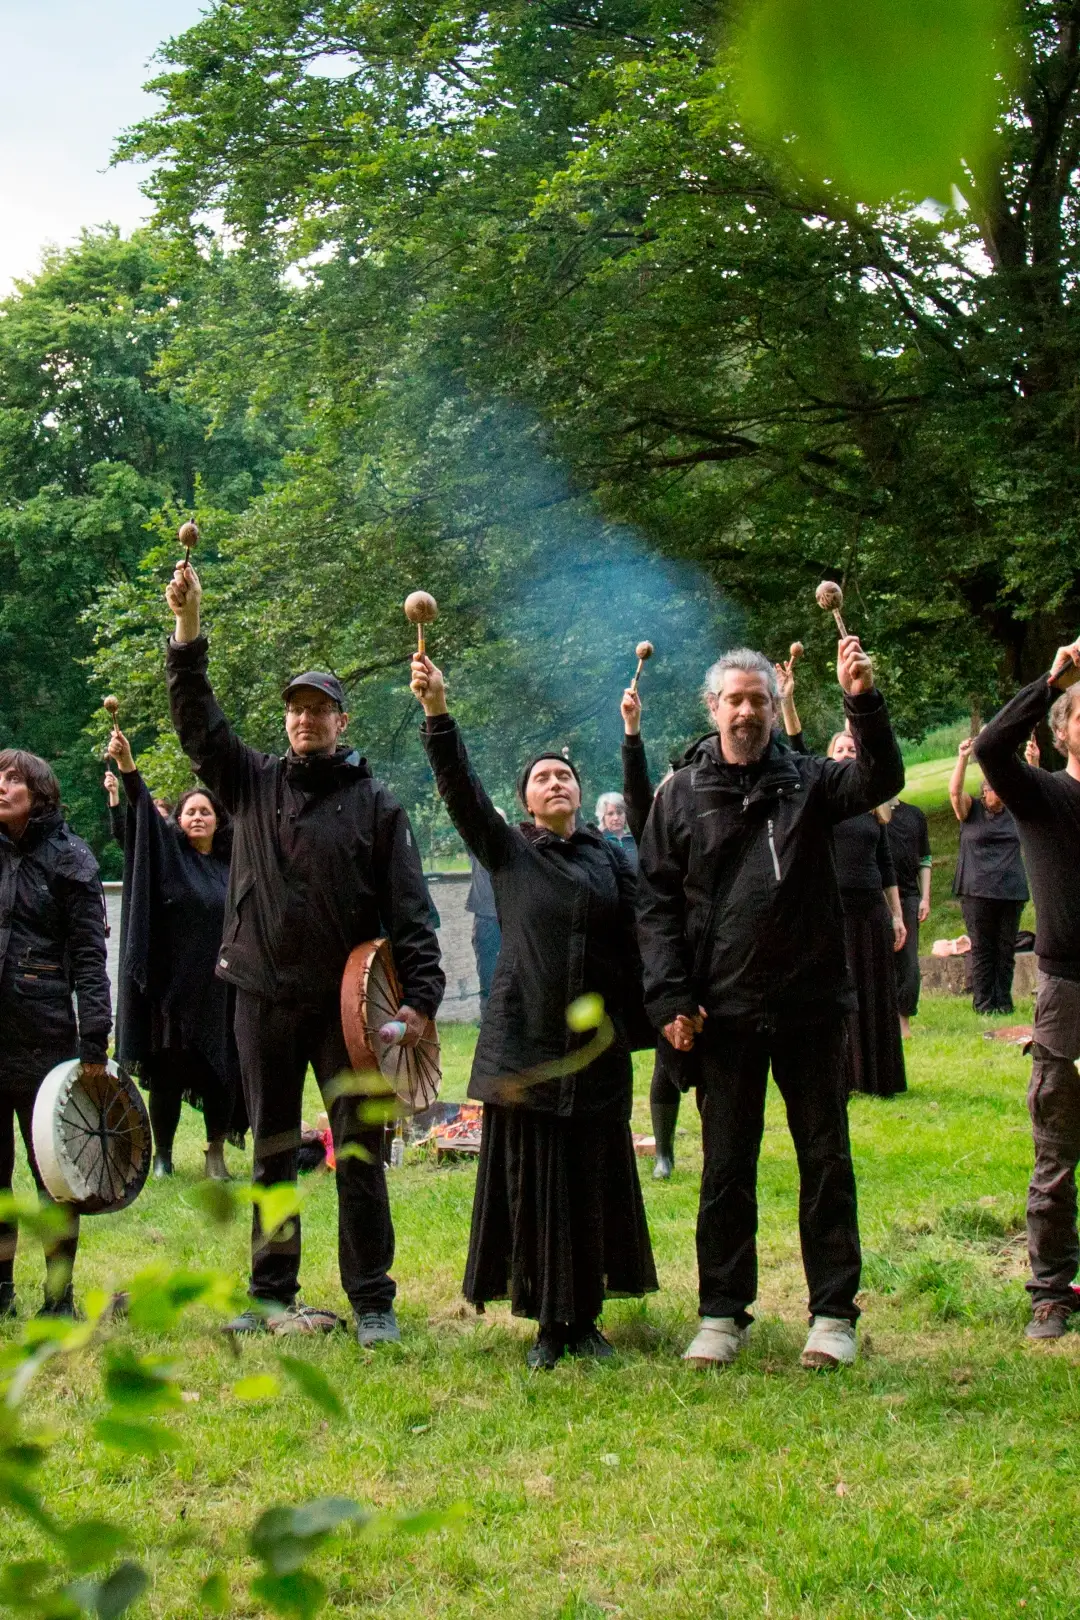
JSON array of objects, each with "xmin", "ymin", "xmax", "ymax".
[{"xmin": 2, "ymin": 554, "xmax": 1080, "ymax": 1356}]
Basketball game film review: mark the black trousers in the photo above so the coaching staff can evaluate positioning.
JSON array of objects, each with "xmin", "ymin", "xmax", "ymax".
[
  {"xmin": 895, "ymin": 895, "xmax": 922, "ymax": 1018},
  {"xmin": 147, "ymin": 1049, "xmax": 233, "ymax": 1148},
  {"xmin": 0, "ymin": 1088, "xmax": 79, "ymax": 1291},
  {"xmin": 649, "ymin": 1037, "xmax": 695, "ymax": 1106},
  {"xmin": 233, "ymin": 991, "xmax": 395, "ymax": 1313},
  {"xmin": 695, "ymin": 1020, "xmax": 860, "ymax": 1324},
  {"xmin": 960, "ymin": 897, "xmax": 1024, "ymax": 1013}
]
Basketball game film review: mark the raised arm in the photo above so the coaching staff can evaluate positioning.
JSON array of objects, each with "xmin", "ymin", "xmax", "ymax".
[
  {"xmin": 949, "ymin": 738, "xmax": 975, "ymax": 822},
  {"xmin": 818, "ymin": 637, "xmax": 905, "ymax": 820},
  {"xmin": 371, "ymin": 794, "xmax": 445, "ymax": 1023},
  {"xmin": 164, "ymin": 562, "xmax": 264, "ymax": 812},
  {"xmin": 411, "ymin": 654, "xmax": 514, "ymax": 871},
  {"xmin": 774, "ymin": 655, "xmax": 802, "ymax": 739},
  {"xmin": 972, "ymin": 649, "xmax": 1080, "ymax": 816},
  {"xmin": 620, "ymin": 686, "xmax": 654, "ymax": 844}
]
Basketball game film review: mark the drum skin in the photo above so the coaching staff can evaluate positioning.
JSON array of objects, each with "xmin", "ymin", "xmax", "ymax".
[
  {"xmin": 32, "ymin": 1058, "xmax": 152, "ymax": 1213},
  {"xmin": 340, "ymin": 939, "xmax": 441, "ymax": 1115}
]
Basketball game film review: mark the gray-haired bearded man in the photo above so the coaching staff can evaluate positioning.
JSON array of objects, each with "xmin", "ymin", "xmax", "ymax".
[
  {"xmin": 974, "ymin": 638, "xmax": 1080, "ymax": 1341},
  {"xmin": 636, "ymin": 638, "xmax": 903, "ymax": 1369}
]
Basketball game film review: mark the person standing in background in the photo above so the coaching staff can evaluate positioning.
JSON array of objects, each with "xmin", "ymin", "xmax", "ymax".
[
  {"xmin": 951, "ymin": 737, "xmax": 1029, "ymax": 1015},
  {"xmin": 886, "ymin": 797, "xmax": 932, "ymax": 1038},
  {"xmin": 467, "ymin": 834, "xmax": 502, "ymax": 1014},
  {"xmin": 596, "ymin": 792, "xmax": 638, "ymax": 872}
]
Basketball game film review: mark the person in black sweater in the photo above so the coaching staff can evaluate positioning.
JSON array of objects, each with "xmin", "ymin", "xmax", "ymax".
[
  {"xmin": 165, "ymin": 560, "xmax": 444, "ymax": 1346},
  {"xmin": 827, "ymin": 732, "xmax": 907, "ymax": 1097},
  {"xmin": 950, "ymin": 737, "xmax": 1029, "ymax": 1015},
  {"xmin": 974, "ymin": 643, "xmax": 1080, "ymax": 1339},
  {"xmin": 885, "ymin": 798, "xmax": 932, "ymax": 1037},
  {"xmin": 638, "ymin": 640, "xmax": 904, "ymax": 1371},
  {"xmin": 108, "ymin": 727, "xmax": 242, "ymax": 1183},
  {"xmin": 412, "ymin": 651, "xmax": 657, "ymax": 1372}
]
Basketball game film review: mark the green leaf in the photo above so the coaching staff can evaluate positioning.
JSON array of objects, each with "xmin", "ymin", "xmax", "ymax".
[
  {"xmin": 249, "ymin": 1499, "xmax": 363, "ymax": 1576},
  {"xmin": 566, "ymin": 993, "xmax": 604, "ymax": 1032},
  {"xmin": 59, "ymin": 1521, "xmax": 130, "ymax": 1575},
  {"xmin": 125, "ymin": 1266, "xmax": 225, "ymax": 1333},
  {"xmin": 0, "ymin": 1193, "xmax": 76, "ymax": 1248},
  {"xmin": 102, "ymin": 1349, "xmax": 181, "ymax": 1414},
  {"xmin": 188, "ymin": 1180, "xmax": 238, "ymax": 1226},
  {"xmin": 93, "ymin": 1418, "xmax": 177, "ymax": 1458},
  {"xmin": 93, "ymin": 1562, "xmax": 149, "ymax": 1619},
  {"xmin": 277, "ymin": 1357, "xmax": 345, "ymax": 1420},
  {"xmin": 249, "ymin": 1570, "xmax": 325, "ymax": 1620},
  {"xmin": 198, "ymin": 1571, "xmax": 230, "ymax": 1612},
  {"xmin": 0, "ymin": 1559, "xmax": 53, "ymax": 1602},
  {"xmin": 232, "ymin": 1374, "xmax": 281, "ymax": 1402},
  {"xmin": 730, "ymin": 0, "xmax": 1017, "ymax": 204}
]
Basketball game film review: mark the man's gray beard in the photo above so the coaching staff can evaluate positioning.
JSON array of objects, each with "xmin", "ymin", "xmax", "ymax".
[{"xmin": 722, "ymin": 726, "xmax": 770, "ymax": 765}]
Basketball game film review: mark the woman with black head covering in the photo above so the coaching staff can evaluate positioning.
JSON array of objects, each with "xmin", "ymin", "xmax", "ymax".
[
  {"xmin": 107, "ymin": 727, "xmax": 243, "ymax": 1180},
  {"xmin": 411, "ymin": 653, "xmax": 657, "ymax": 1371}
]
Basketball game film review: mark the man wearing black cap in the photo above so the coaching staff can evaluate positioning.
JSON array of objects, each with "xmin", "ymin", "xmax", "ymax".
[{"xmin": 165, "ymin": 560, "xmax": 444, "ymax": 1344}]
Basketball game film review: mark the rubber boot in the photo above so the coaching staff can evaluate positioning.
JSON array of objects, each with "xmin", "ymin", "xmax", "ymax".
[
  {"xmin": 203, "ymin": 1141, "xmax": 232, "ymax": 1181},
  {"xmin": 651, "ymin": 1101, "xmax": 679, "ymax": 1180},
  {"xmin": 0, "ymin": 1279, "xmax": 15, "ymax": 1319},
  {"xmin": 153, "ymin": 1154, "xmax": 173, "ymax": 1178}
]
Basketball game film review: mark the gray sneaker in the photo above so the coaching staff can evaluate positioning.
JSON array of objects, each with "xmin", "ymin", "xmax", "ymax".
[
  {"xmin": 224, "ymin": 1302, "xmax": 288, "ymax": 1335},
  {"xmin": 1026, "ymin": 1301, "xmax": 1074, "ymax": 1341},
  {"xmin": 355, "ymin": 1307, "xmax": 401, "ymax": 1347}
]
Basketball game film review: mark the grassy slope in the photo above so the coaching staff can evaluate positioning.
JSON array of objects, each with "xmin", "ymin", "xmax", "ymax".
[{"xmin": 3, "ymin": 1000, "xmax": 1079, "ymax": 1620}]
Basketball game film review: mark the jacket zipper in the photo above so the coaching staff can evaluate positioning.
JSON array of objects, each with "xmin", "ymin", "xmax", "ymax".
[{"xmin": 767, "ymin": 818, "xmax": 781, "ymax": 881}]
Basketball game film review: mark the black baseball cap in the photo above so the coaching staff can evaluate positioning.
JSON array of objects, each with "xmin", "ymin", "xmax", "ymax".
[{"xmin": 281, "ymin": 671, "xmax": 347, "ymax": 708}]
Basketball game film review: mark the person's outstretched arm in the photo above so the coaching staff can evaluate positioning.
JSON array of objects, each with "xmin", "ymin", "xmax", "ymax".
[
  {"xmin": 165, "ymin": 560, "xmax": 264, "ymax": 812},
  {"xmin": 620, "ymin": 686, "xmax": 654, "ymax": 844},
  {"xmin": 973, "ymin": 641, "xmax": 1080, "ymax": 816},
  {"xmin": 949, "ymin": 739, "xmax": 975, "ymax": 822},
  {"xmin": 411, "ymin": 654, "xmax": 514, "ymax": 872},
  {"xmin": 58, "ymin": 849, "xmax": 111, "ymax": 1068},
  {"xmin": 817, "ymin": 637, "xmax": 905, "ymax": 818}
]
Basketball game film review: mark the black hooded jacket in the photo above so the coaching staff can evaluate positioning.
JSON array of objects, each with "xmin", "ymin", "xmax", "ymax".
[
  {"xmin": 421, "ymin": 713, "xmax": 647, "ymax": 1118},
  {"xmin": 0, "ymin": 809, "xmax": 111, "ymax": 1089},
  {"xmin": 636, "ymin": 689, "xmax": 904, "ymax": 1031},
  {"xmin": 167, "ymin": 636, "xmax": 444, "ymax": 1015}
]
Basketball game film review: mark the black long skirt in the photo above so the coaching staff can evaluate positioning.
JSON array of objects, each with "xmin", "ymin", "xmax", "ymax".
[
  {"xmin": 463, "ymin": 1104, "xmax": 659, "ymax": 1329},
  {"xmin": 841, "ymin": 889, "xmax": 907, "ymax": 1098}
]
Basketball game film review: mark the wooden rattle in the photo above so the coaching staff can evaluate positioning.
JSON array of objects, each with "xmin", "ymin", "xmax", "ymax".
[
  {"xmin": 404, "ymin": 591, "xmax": 438, "ymax": 657},
  {"xmin": 630, "ymin": 640, "xmax": 654, "ymax": 694},
  {"xmin": 815, "ymin": 581, "xmax": 848, "ymax": 639},
  {"xmin": 178, "ymin": 519, "xmax": 199, "ymax": 568}
]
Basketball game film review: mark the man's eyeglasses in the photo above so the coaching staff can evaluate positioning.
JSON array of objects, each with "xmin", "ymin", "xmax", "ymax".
[{"xmin": 286, "ymin": 701, "xmax": 339, "ymax": 719}]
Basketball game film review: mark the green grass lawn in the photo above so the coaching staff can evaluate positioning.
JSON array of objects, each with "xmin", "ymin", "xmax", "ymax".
[{"xmin": 4, "ymin": 998, "xmax": 1080, "ymax": 1619}]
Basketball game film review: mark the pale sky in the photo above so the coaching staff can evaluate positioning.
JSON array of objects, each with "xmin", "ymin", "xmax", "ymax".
[{"xmin": 0, "ymin": 0, "xmax": 206, "ymax": 294}]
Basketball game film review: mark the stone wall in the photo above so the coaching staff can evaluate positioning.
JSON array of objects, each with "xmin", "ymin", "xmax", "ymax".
[
  {"xmin": 918, "ymin": 949, "xmax": 1037, "ymax": 1000},
  {"xmin": 103, "ymin": 872, "xmax": 483, "ymax": 1026}
]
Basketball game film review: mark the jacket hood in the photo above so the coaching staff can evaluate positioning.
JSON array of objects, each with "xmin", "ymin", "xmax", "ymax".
[
  {"xmin": 284, "ymin": 746, "xmax": 370, "ymax": 791},
  {"xmin": 518, "ymin": 820, "xmax": 606, "ymax": 851},
  {"xmin": 674, "ymin": 731, "xmax": 800, "ymax": 783},
  {"xmin": 0, "ymin": 807, "xmax": 64, "ymax": 854}
]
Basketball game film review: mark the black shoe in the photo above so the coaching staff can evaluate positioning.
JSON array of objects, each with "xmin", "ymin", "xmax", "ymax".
[
  {"xmin": 153, "ymin": 1154, "xmax": 173, "ymax": 1178},
  {"xmin": 37, "ymin": 1285, "xmax": 80, "ymax": 1320},
  {"xmin": 567, "ymin": 1323, "xmax": 615, "ymax": 1360},
  {"xmin": 526, "ymin": 1327, "xmax": 566, "ymax": 1371},
  {"xmin": 0, "ymin": 1281, "xmax": 15, "ymax": 1320}
]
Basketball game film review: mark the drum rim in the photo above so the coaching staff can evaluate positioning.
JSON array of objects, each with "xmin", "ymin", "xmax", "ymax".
[{"xmin": 31, "ymin": 1058, "xmax": 151, "ymax": 1214}]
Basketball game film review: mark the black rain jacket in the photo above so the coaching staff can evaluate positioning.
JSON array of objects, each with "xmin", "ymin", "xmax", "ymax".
[
  {"xmin": 422, "ymin": 713, "xmax": 647, "ymax": 1119},
  {"xmin": 637, "ymin": 690, "xmax": 904, "ymax": 1031},
  {"xmin": 167, "ymin": 636, "xmax": 444, "ymax": 1015},
  {"xmin": 0, "ymin": 809, "xmax": 111, "ymax": 1092}
]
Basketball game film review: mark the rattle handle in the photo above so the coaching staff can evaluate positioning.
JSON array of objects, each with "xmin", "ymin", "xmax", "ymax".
[
  {"xmin": 629, "ymin": 656, "xmax": 646, "ymax": 694},
  {"xmin": 831, "ymin": 608, "xmax": 848, "ymax": 639},
  {"xmin": 416, "ymin": 625, "xmax": 426, "ymax": 658},
  {"xmin": 379, "ymin": 1019, "xmax": 408, "ymax": 1048}
]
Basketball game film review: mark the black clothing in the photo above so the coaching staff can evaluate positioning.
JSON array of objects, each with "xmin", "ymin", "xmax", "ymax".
[
  {"xmin": 148, "ymin": 1049, "xmax": 234, "ymax": 1149},
  {"xmin": 840, "ymin": 889, "xmax": 907, "ymax": 1096},
  {"xmin": 974, "ymin": 674, "xmax": 1080, "ymax": 976},
  {"xmin": 0, "ymin": 1091, "xmax": 79, "ymax": 1295},
  {"xmin": 420, "ymin": 714, "xmax": 648, "ymax": 1117},
  {"xmin": 960, "ymin": 896, "xmax": 1024, "ymax": 1013},
  {"xmin": 953, "ymin": 799, "xmax": 1029, "ymax": 903},
  {"xmin": 0, "ymin": 809, "xmax": 110, "ymax": 1087},
  {"xmin": 895, "ymin": 894, "xmax": 922, "ymax": 1018},
  {"xmin": 637, "ymin": 689, "xmax": 904, "ymax": 1032},
  {"xmin": 115, "ymin": 768, "xmax": 241, "ymax": 1139},
  {"xmin": 832, "ymin": 812, "xmax": 896, "ymax": 893},
  {"xmin": 887, "ymin": 801, "xmax": 931, "ymax": 900},
  {"xmin": 167, "ymin": 635, "xmax": 444, "ymax": 1015},
  {"xmin": 695, "ymin": 1020, "xmax": 861, "ymax": 1322},
  {"xmin": 108, "ymin": 801, "xmax": 125, "ymax": 849},
  {"xmin": 463, "ymin": 1104, "xmax": 657, "ymax": 1326},
  {"xmin": 234, "ymin": 989, "xmax": 394, "ymax": 1312},
  {"xmin": 622, "ymin": 733, "xmax": 654, "ymax": 845}
]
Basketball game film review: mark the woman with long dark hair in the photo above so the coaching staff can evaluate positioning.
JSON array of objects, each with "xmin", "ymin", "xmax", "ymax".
[
  {"xmin": 412, "ymin": 652, "xmax": 657, "ymax": 1371},
  {"xmin": 827, "ymin": 731, "xmax": 907, "ymax": 1098},
  {"xmin": 107, "ymin": 727, "xmax": 242, "ymax": 1179}
]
